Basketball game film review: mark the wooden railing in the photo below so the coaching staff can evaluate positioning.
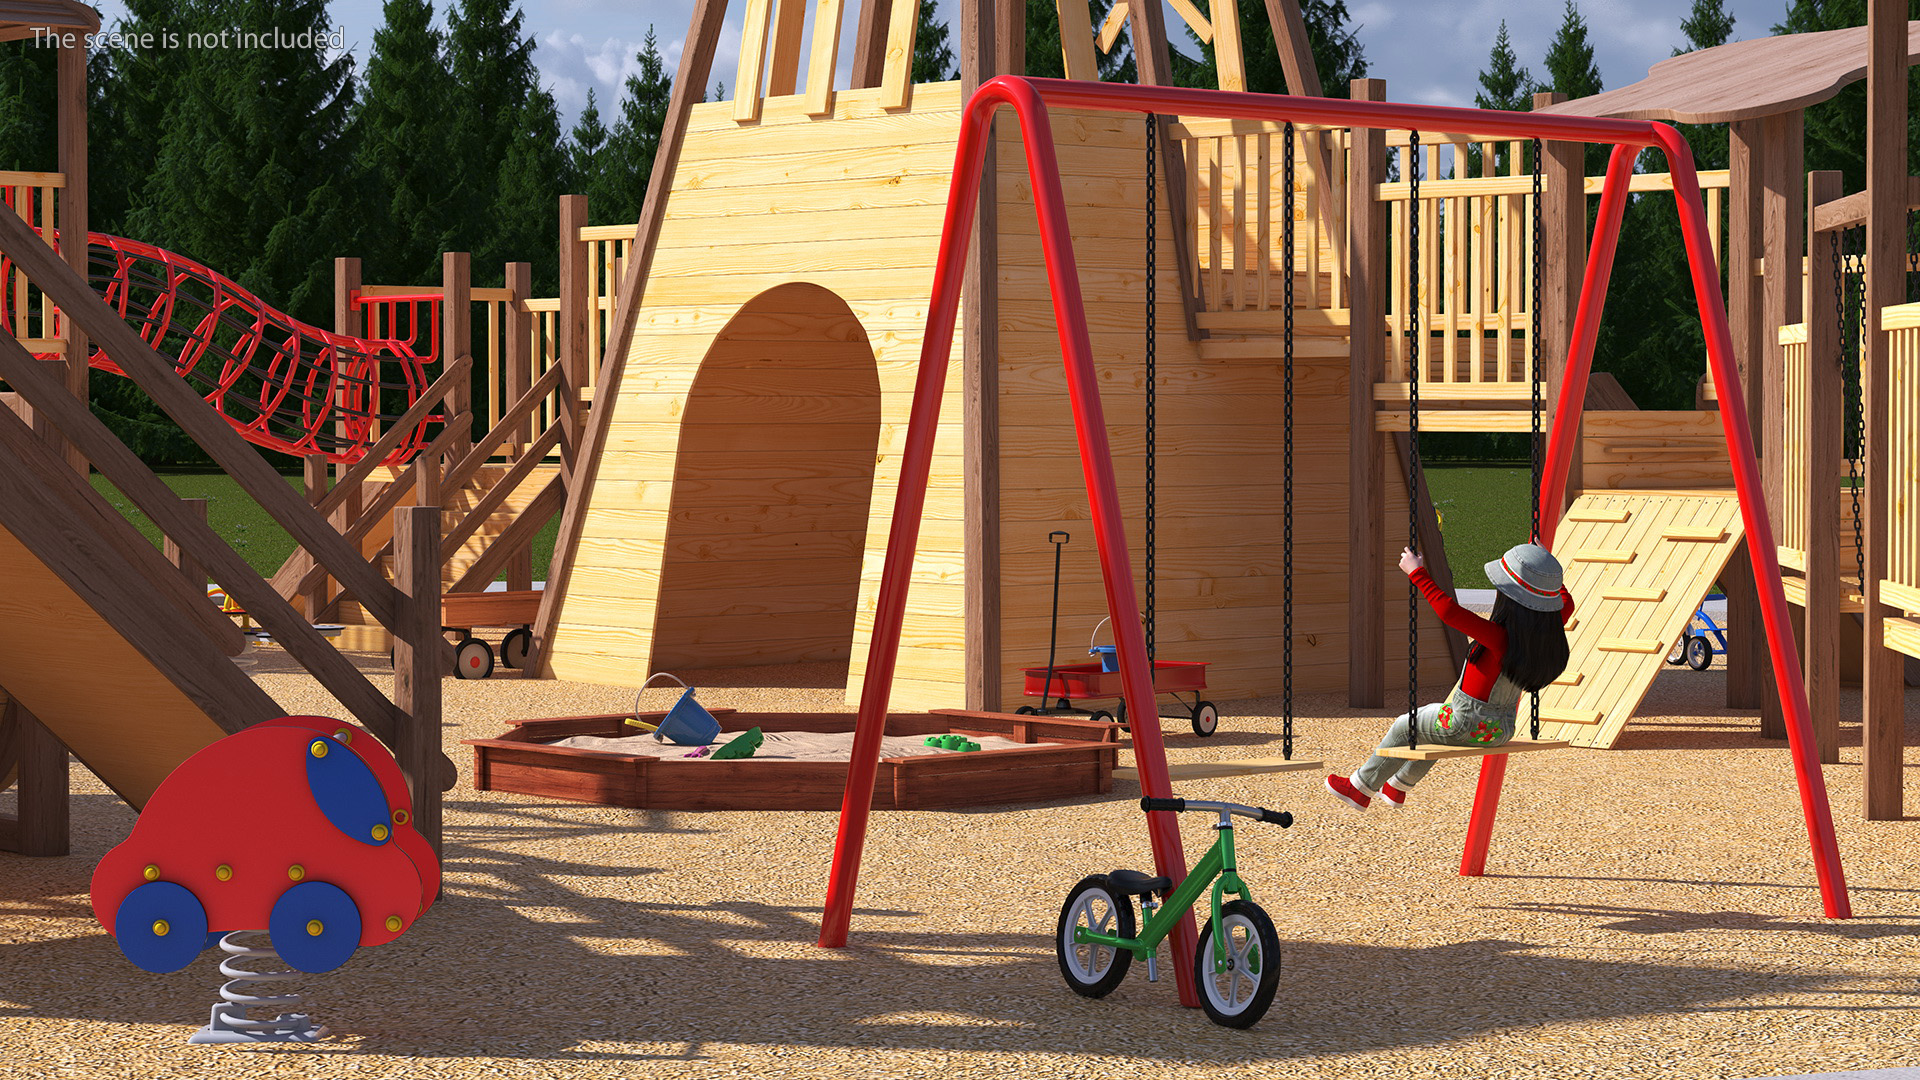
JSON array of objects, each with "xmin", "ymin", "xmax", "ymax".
[
  {"xmin": 1, "ymin": 171, "xmax": 67, "ymax": 357},
  {"xmin": 1172, "ymin": 118, "xmax": 1346, "ymax": 315},
  {"xmin": 1881, "ymin": 304, "xmax": 1920, "ymax": 615}
]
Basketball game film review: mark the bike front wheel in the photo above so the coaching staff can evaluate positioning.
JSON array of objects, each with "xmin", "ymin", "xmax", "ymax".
[
  {"xmin": 1055, "ymin": 875, "xmax": 1135, "ymax": 998},
  {"xmin": 1193, "ymin": 899, "xmax": 1281, "ymax": 1027}
]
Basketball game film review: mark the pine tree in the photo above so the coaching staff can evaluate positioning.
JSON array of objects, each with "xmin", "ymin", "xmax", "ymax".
[
  {"xmin": 1541, "ymin": 1, "xmax": 1602, "ymax": 102},
  {"xmin": 568, "ymin": 88, "xmax": 609, "ymax": 200},
  {"xmin": 913, "ymin": 2, "xmax": 956, "ymax": 83},
  {"xmin": 490, "ymin": 92, "xmax": 566, "ymax": 285},
  {"xmin": 1475, "ymin": 22, "xmax": 1534, "ymax": 113},
  {"xmin": 445, "ymin": 0, "xmax": 561, "ymax": 271},
  {"xmin": 355, "ymin": 0, "xmax": 460, "ymax": 284},
  {"xmin": 594, "ymin": 28, "xmax": 671, "ymax": 225},
  {"xmin": 0, "ymin": 41, "xmax": 57, "ymax": 174},
  {"xmin": 1677, "ymin": 0, "xmax": 1735, "ymax": 55}
]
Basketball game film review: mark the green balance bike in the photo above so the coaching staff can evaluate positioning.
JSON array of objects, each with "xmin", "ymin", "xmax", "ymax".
[{"xmin": 1055, "ymin": 796, "xmax": 1293, "ymax": 1028}]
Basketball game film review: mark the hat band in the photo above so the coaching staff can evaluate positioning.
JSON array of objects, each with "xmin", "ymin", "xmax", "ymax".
[{"xmin": 1500, "ymin": 556, "xmax": 1559, "ymax": 599}]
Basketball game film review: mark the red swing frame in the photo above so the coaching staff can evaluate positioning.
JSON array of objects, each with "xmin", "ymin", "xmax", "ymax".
[{"xmin": 817, "ymin": 75, "xmax": 1853, "ymax": 1009}]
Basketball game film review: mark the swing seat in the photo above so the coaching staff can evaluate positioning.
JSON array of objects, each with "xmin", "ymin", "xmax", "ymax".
[{"xmin": 1374, "ymin": 739, "xmax": 1571, "ymax": 762}]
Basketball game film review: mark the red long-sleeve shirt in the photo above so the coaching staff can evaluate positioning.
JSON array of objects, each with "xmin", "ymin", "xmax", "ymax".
[{"xmin": 1410, "ymin": 568, "xmax": 1575, "ymax": 701}]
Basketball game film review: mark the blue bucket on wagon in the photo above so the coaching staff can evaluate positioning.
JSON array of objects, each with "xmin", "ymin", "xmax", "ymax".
[
  {"xmin": 631, "ymin": 672, "xmax": 722, "ymax": 746},
  {"xmin": 1089, "ymin": 617, "xmax": 1122, "ymax": 672}
]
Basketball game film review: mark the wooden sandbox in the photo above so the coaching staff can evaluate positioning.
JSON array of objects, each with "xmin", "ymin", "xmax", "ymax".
[{"xmin": 464, "ymin": 708, "xmax": 1119, "ymax": 811}]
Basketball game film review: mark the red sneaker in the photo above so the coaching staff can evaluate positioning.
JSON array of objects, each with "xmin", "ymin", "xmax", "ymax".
[
  {"xmin": 1379, "ymin": 781, "xmax": 1410, "ymax": 809},
  {"xmin": 1325, "ymin": 774, "xmax": 1371, "ymax": 811}
]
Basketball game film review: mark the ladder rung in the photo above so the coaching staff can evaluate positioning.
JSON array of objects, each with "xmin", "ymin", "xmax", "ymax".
[
  {"xmin": 1537, "ymin": 708, "xmax": 1603, "ymax": 726},
  {"xmin": 1574, "ymin": 549, "xmax": 1637, "ymax": 564},
  {"xmin": 1599, "ymin": 587, "xmax": 1667, "ymax": 602},
  {"xmin": 1565, "ymin": 508, "xmax": 1632, "ymax": 523},
  {"xmin": 1664, "ymin": 527, "xmax": 1729, "ymax": 542},
  {"xmin": 1551, "ymin": 671, "xmax": 1584, "ymax": 687},
  {"xmin": 1599, "ymin": 638, "xmax": 1667, "ymax": 654}
]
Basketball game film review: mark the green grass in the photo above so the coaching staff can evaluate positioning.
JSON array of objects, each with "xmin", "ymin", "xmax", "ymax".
[
  {"xmin": 1424, "ymin": 464, "xmax": 1533, "ymax": 591},
  {"xmin": 90, "ymin": 471, "xmax": 560, "ymax": 581}
]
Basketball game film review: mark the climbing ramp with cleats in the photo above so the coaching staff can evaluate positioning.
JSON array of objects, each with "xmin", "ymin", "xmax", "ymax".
[{"xmin": 1535, "ymin": 490, "xmax": 1746, "ymax": 749}]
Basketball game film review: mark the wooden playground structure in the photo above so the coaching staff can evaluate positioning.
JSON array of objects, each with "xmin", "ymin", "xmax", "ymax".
[{"xmin": 3, "ymin": 0, "xmax": 1919, "ymax": 971}]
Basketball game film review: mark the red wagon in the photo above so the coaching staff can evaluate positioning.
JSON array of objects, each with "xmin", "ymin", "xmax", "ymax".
[{"xmin": 1018, "ymin": 659, "xmax": 1217, "ymax": 736}]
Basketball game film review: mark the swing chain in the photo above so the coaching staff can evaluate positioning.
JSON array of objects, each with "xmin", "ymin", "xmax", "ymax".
[
  {"xmin": 1145, "ymin": 113, "xmax": 1157, "ymax": 664},
  {"xmin": 1282, "ymin": 120, "xmax": 1296, "ymax": 760},
  {"xmin": 1406, "ymin": 130, "xmax": 1422, "ymax": 750},
  {"xmin": 1530, "ymin": 136, "xmax": 1544, "ymax": 742},
  {"xmin": 1841, "ymin": 226, "xmax": 1865, "ymax": 588}
]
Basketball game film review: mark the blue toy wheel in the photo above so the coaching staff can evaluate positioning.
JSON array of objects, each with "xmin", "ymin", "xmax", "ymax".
[
  {"xmin": 114, "ymin": 881, "xmax": 209, "ymax": 973},
  {"xmin": 269, "ymin": 881, "xmax": 362, "ymax": 973}
]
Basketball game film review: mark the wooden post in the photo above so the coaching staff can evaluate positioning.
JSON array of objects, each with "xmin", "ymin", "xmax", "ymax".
[
  {"xmin": 442, "ymin": 252, "xmax": 472, "ymax": 462},
  {"xmin": 332, "ymin": 257, "xmax": 364, "ymax": 537},
  {"xmin": 850, "ymin": 0, "xmax": 894, "ymax": 88},
  {"xmin": 557, "ymin": 196, "xmax": 590, "ymax": 441},
  {"xmin": 1805, "ymin": 170, "xmax": 1843, "ymax": 765},
  {"xmin": 1756, "ymin": 109, "xmax": 1804, "ymax": 739},
  {"xmin": 505, "ymin": 261, "xmax": 534, "ymax": 449},
  {"xmin": 1347, "ymin": 78, "xmax": 1387, "ymax": 709},
  {"xmin": 0, "ymin": 699, "xmax": 69, "ymax": 857},
  {"xmin": 56, "ymin": 40, "xmax": 87, "ymax": 477},
  {"xmin": 994, "ymin": 0, "xmax": 1024, "ymax": 75},
  {"xmin": 303, "ymin": 455, "xmax": 329, "ymax": 619},
  {"xmin": 392, "ymin": 506, "xmax": 443, "ymax": 856},
  {"xmin": 1723, "ymin": 117, "xmax": 1765, "ymax": 713},
  {"xmin": 164, "ymin": 497, "xmax": 209, "ymax": 596},
  {"xmin": 1537, "ymin": 91, "xmax": 1584, "ymax": 508},
  {"xmin": 962, "ymin": 0, "xmax": 1001, "ymax": 711},
  {"xmin": 1861, "ymin": 0, "xmax": 1906, "ymax": 820}
]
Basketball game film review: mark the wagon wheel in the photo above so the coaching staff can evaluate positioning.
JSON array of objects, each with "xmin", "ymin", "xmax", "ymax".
[
  {"xmin": 500, "ymin": 627, "xmax": 533, "ymax": 669},
  {"xmin": 1088, "ymin": 710, "xmax": 1117, "ymax": 726},
  {"xmin": 1015, "ymin": 706, "xmax": 1038, "ymax": 715},
  {"xmin": 454, "ymin": 637, "xmax": 494, "ymax": 680},
  {"xmin": 1684, "ymin": 635, "xmax": 1714, "ymax": 671},
  {"xmin": 1191, "ymin": 701, "xmax": 1220, "ymax": 738}
]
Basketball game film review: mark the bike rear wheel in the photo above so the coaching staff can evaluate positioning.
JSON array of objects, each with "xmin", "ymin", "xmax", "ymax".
[{"xmin": 1193, "ymin": 899, "xmax": 1280, "ymax": 1027}]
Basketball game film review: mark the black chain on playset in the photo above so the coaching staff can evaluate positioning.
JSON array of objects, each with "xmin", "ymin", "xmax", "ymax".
[
  {"xmin": 1283, "ymin": 121, "xmax": 1296, "ymax": 760},
  {"xmin": 1530, "ymin": 137, "xmax": 1544, "ymax": 742},
  {"xmin": 1406, "ymin": 130, "xmax": 1423, "ymax": 750},
  {"xmin": 1145, "ymin": 114, "xmax": 1157, "ymax": 666}
]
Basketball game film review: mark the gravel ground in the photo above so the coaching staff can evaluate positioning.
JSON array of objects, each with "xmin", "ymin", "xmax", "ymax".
[{"xmin": 2, "ymin": 647, "xmax": 1918, "ymax": 1080}]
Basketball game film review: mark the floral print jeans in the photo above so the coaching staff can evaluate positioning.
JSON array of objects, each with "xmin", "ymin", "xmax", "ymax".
[{"xmin": 1352, "ymin": 674, "xmax": 1524, "ymax": 794}]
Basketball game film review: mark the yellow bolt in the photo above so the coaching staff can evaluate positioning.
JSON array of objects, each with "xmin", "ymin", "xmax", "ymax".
[
  {"xmin": 142, "ymin": 864, "xmax": 159, "ymax": 882},
  {"xmin": 151, "ymin": 919, "xmax": 170, "ymax": 937},
  {"xmin": 371, "ymin": 824, "xmax": 389, "ymax": 842},
  {"xmin": 392, "ymin": 809, "xmax": 410, "ymax": 826},
  {"xmin": 306, "ymin": 920, "xmax": 324, "ymax": 937},
  {"xmin": 288, "ymin": 864, "xmax": 305, "ymax": 882},
  {"xmin": 215, "ymin": 865, "xmax": 233, "ymax": 882},
  {"xmin": 333, "ymin": 728, "xmax": 353, "ymax": 743},
  {"xmin": 385, "ymin": 915, "xmax": 403, "ymax": 933},
  {"xmin": 310, "ymin": 739, "xmax": 329, "ymax": 758}
]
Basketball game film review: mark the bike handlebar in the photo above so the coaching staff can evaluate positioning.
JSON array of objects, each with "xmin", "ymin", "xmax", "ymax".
[{"xmin": 1140, "ymin": 796, "xmax": 1293, "ymax": 827}]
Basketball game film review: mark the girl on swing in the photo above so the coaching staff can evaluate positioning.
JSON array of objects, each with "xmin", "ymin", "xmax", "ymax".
[{"xmin": 1326, "ymin": 541, "xmax": 1575, "ymax": 811}]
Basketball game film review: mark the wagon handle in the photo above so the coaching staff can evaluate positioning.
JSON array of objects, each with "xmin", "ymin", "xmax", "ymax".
[{"xmin": 632, "ymin": 671, "xmax": 691, "ymax": 724}]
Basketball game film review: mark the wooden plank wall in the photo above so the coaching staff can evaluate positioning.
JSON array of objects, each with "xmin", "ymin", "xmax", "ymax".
[
  {"xmin": 1580, "ymin": 410, "xmax": 1733, "ymax": 491},
  {"xmin": 549, "ymin": 85, "xmax": 970, "ymax": 701},
  {"xmin": 989, "ymin": 108, "xmax": 1456, "ymax": 705}
]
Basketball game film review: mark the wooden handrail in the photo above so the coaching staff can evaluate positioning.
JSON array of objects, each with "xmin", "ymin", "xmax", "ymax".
[
  {"xmin": 312, "ymin": 356, "xmax": 472, "ymax": 520},
  {"xmin": 440, "ymin": 417, "xmax": 566, "ymax": 559},
  {"xmin": 437, "ymin": 361, "xmax": 566, "ymax": 498},
  {"xmin": 0, "ymin": 207, "xmax": 408, "ymax": 631},
  {"xmin": 1813, "ymin": 178, "xmax": 1920, "ymax": 233},
  {"xmin": 448, "ymin": 473, "xmax": 567, "ymax": 594},
  {"xmin": 0, "ymin": 336, "xmax": 437, "ymax": 767}
]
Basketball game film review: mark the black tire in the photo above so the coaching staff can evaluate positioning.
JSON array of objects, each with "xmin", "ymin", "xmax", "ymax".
[
  {"xmin": 1114, "ymin": 699, "xmax": 1127, "ymax": 724},
  {"xmin": 1192, "ymin": 701, "xmax": 1220, "ymax": 737},
  {"xmin": 1193, "ymin": 899, "xmax": 1281, "ymax": 1028},
  {"xmin": 1015, "ymin": 705, "xmax": 1038, "ymax": 716},
  {"xmin": 1088, "ymin": 710, "xmax": 1116, "ymax": 726},
  {"xmin": 1685, "ymin": 634, "xmax": 1714, "ymax": 671},
  {"xmin": 500, "ymin": 627, "xmax": 532, "ymax": 669},
  {"xmin": 1665, "ymin": 637, "xmax": 1687, "ymax": 666},
  {"xmin": 1055, "ymin": 875, "xmax": 1135, "ymax": 998},
  {"xmin": 455, "ymin": 637, "xmax": 494, "ymax": 680}
]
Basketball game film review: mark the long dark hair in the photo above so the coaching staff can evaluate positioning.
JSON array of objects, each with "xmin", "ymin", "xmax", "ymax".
[{"xmin": 1489, "ymin": 593, "xmax": 1570, "ymax": 693}]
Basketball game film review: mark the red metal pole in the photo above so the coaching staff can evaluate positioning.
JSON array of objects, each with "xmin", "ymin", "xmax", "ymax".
[
  {"xmin": 818, "ymin": 79, "xmax": 1204, "ymax": 1000},
  {"xmin": 1461, "ymin": 143, "xmax": 1637, "ymax": 877},
  {"xmin": 1651, "ymin": 125, "xmax": 1851, "ymax": 919}
]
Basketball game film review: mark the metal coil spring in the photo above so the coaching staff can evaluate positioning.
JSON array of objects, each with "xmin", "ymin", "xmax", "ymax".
[{"xmin": 188, "ymin": 931, "xmax": 329, "ymax": 1044}]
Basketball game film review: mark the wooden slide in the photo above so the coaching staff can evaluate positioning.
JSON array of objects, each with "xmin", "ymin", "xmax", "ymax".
[
  {"xmin": 0, "ymin": 415, "xmax": 281, "ymax": 810},
  {"xmin": 1535, "ymin": 490, "xmax": 1747, "ymax": 749}
]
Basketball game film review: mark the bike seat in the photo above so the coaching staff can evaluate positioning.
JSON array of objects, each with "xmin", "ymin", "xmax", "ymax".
[{"xmin": 1107, "ymin": 869, "xmax": 1170, "ymax": 896}]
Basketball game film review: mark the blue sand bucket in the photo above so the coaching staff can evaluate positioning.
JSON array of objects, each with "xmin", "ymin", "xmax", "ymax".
[
  {"xmin": 1089, "ymin": 617, "xmax": 1121, "ymax": 672},
  {"xmin": 633, "ymin": 673, "xmax": 722, "ymax": 746}
]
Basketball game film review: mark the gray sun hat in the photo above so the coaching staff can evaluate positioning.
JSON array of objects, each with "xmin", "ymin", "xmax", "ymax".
[{"xmin": 1484, "ymin": 543, "xmax": 1566, "ymax": 612}]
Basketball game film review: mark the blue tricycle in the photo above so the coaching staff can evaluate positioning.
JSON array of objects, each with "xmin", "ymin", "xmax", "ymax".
[{"xmin": 1665, "ymin": 593, "xmax": 1728, "ymax": 671}]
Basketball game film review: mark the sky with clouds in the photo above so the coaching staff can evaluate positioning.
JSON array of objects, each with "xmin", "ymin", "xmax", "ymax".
[{"xmin": 81, "ymin": 0, "xmax": 1805, "ymax": 129}]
